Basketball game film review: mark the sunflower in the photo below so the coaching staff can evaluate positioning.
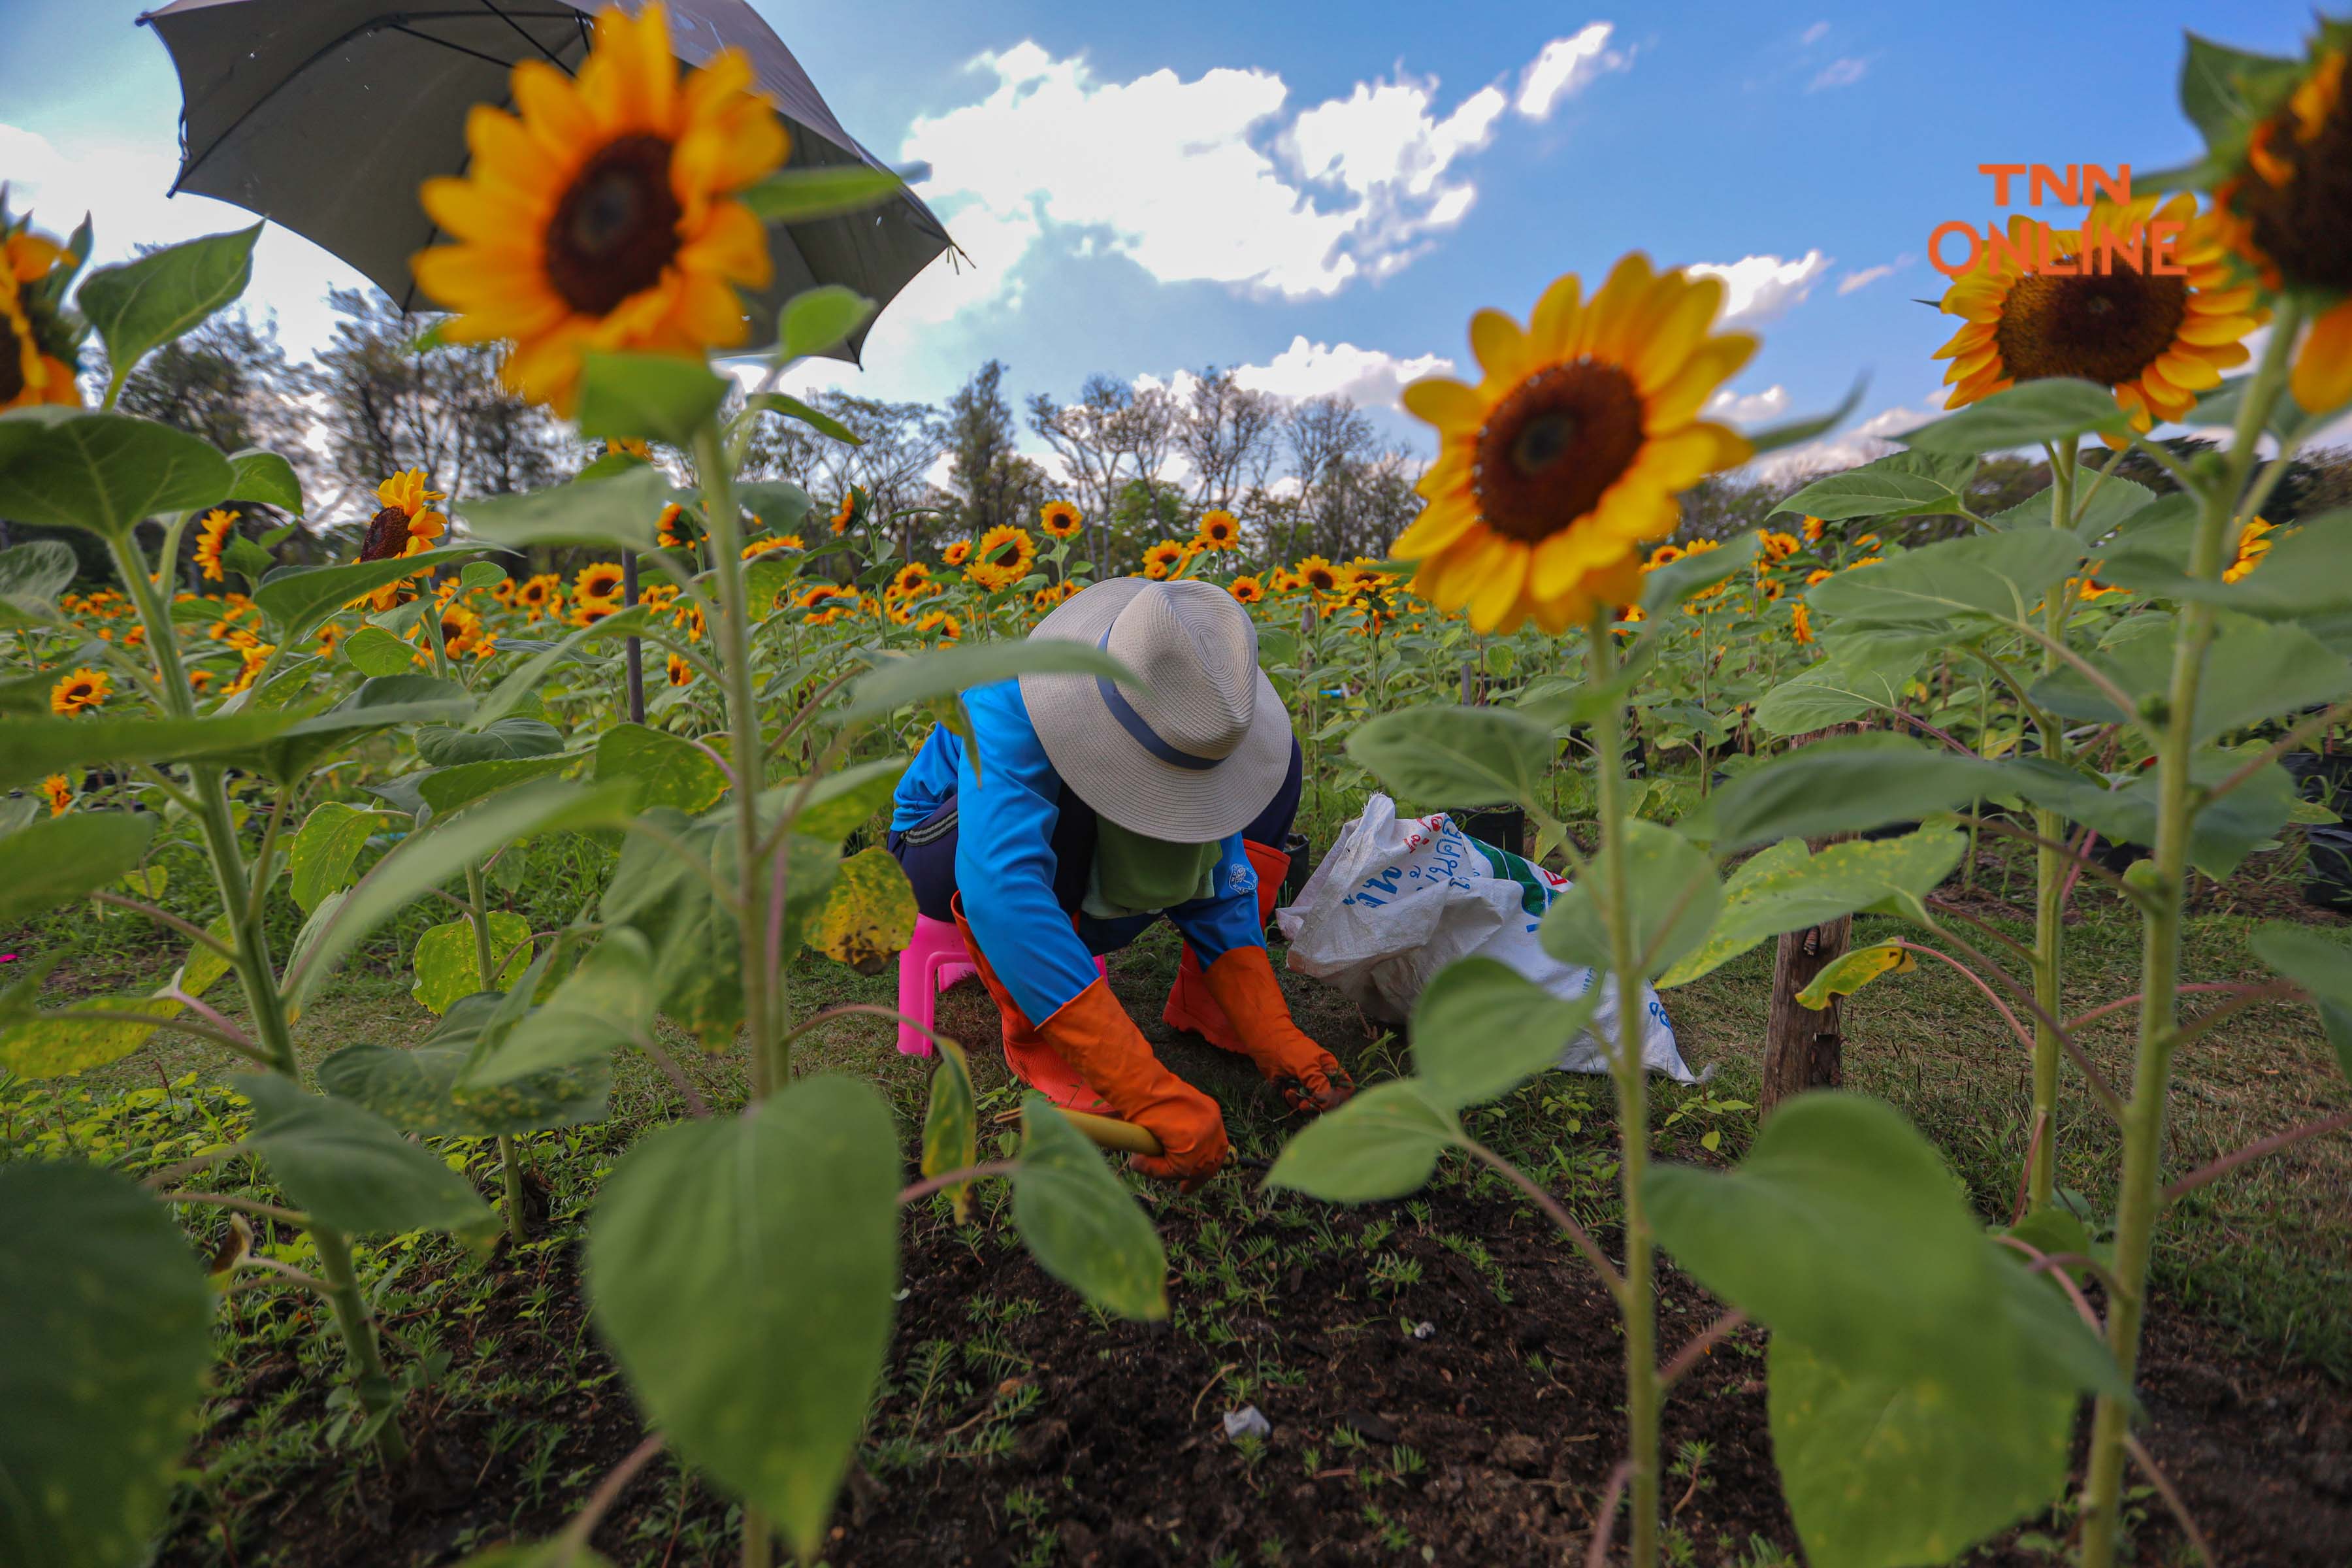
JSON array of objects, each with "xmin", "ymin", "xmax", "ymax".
[
  {"xmin": 970, "ymin": 525, "xmax": 1036, "ymax": 591},
  {"xmin": 1789, "ymin": 600, "xmax": 1814, "ymax": 646},
  {"xmin": 1759, "ymin": 529, "xmax": 1799, "ymax": 563},
  {"xmin": 1934, "ymin": 195, "xmax": 2262, "ymax": 444},
  {"xmin": 1194, "ymin": 509, "xmax": 1241, "ymax": 551},
  {"xmin": 2225, "ymin": 516, "xmax": 2279, "ymax": 583},
  {"xmin": 0, "ymin": 205, "xmax": 82, "ymax": 412},
  {"xmin": 1032, "ymin": 580, "xmax": 1077, "ymax": 613},
  {"xmin": 489, "ymin": 578, "xmax": 517, "ymax": 604},
  {"xmin": 1804, "ymin": 568, "xmax": 1834, "ymax": 587},
  {"xmin": 742, "ymin": 534, "xmax": 796, "ymax": 560},
  {"xmin": 1396, "ymin": 254, "xmax": 1757, "ymax": 633},
  {"xmin": 672, "ymin": 600, "xmax": 707, "ymax": 640},
  {"xmin": 225, "ymin": 644, "xmax": 274, "ymax": 696},
  {"xmin": 574, "ymin": 562, "xmax": 625, "ymax": 604},
  {"xmin": 515, "ymin": 574, "xmax": 559, "ymax": 615},
  {"xmin": 1757, "ymin": 577, "xmax": 1784, "ymax": 602},
  {"xmin": 2208, "ymin": 33, "xmax": 2352, "ymax": 412},
  {"xmin": 317, "ymin": 622, "xmax": 346, "ymax": 657},
  {"xmin": 1039, "ymin": 500, "xmax": 1083, "ymax": 539},
  {"xmin": 1295, "ymin": 555, "xmax": 1341, "ymax": 595},
  {"xmin": 915, "ymin": 610, "xmax": 962, "ymax": 641},
  {"xmin": 1801, "ymin": 515, "xmax": 1825, "ymax": 544},
  {"xmin": 42, "ymin": 774, "xmax": 70, "ymax": 815},
  {"xmin": 1848, "ymin": 555, "xmax": 1885, "ymax": 570},
  {"xmin": 570, "ymin": 599, "xmax": 618, "ymax": 628},
  {"xmin": 1642, "ymin": 542, "xmax": 1686, "ymax": 572},
  {"xmin": 796, "ymin": 581, "xmax": 853, "ymax": 611},
  {"xmin": 191, "ymin": 508, "xmax": 238, "ymax": 582},
  {"xmin": 657, "ymin": 502, "xmax": 694, "ymax": 551},
  {"xmin": 188, "ymin": 668, "xmax": 214, "ymax": 693},
  {"xmin": 50, "ymin": 666, "xmax": 110, "ymax": 715},
  {"xmin": 666, "ymin": 651, "xmax": 694, "ymax": 687},
  {"xmin": 408, "ymin": 3, "xmax": 784, "ymax": 416},
  {"xmin": 357, "ymin": 470, "xmax": 449, "ymax": 610},
  {"xmin": 887, "ymin": 561, "xmax": 934, "ymax": 600},
  {"xmin": 606, "ymin": 436, "xmax": 653, "ymax": 460},
  {"xmin": 941, "ymin": 539, "xmax": 973, "ymax": 568},
  {"xmin": 429, "ymin": 601, "xmax": 483, "ymax": 653},
  {"xmin": 832, "ymin": 487, "xmax": 864, "ymax": 535},
  {"xmin": 1141, "ymin": 539, "xmax": 1188, "ymax": 580},
  {"xmin": 1229, "ymin": 573, "xmax": 1266, "ymax": 605}
]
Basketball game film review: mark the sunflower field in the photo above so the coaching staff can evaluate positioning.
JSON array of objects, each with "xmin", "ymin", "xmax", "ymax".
[{"xmin": 5, "ymin": 10, "xmax": 2352, "ymax": 1568}]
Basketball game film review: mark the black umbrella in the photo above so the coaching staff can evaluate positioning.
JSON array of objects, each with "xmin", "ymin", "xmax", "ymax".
[{"xmin": 137, "ymin": 0, "xmax": 953, "ymax": 362}]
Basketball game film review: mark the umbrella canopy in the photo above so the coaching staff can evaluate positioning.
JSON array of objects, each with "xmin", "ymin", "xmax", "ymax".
[{"xmin": 138, "ymin": 0, "xmax": 951, "ymax": 363}]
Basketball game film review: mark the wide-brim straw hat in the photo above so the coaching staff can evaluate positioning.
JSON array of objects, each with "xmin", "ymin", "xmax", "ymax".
[{"xmin": 1019, "ymin": 577, "xmax": 1291, "ymax": 843}]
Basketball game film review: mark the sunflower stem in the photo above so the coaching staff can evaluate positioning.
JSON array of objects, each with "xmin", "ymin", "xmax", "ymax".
[
  {"xmin": 2025, "ymin": 437, "xmax": 2076, "ymax": 1212},
  {"xmin": 2076, "ymin": 293, "xmax": 2302, "ymax": 1568},
  {"xmin": 1587, "ymin": 605, "xmax": 1659, "ymax": 1568}
]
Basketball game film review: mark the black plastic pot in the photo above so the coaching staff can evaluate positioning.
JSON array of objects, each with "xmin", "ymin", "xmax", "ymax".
[
  {"xmin": 1450, "ymin": 805, "xmax": 1526, "ymax": 858},
  {"xmin": 2285, "ymin": 750, "xmax": 2352, "ymax": 810},
  {"xmin": 1281, "ymin": 831, "xmax": 1313, "ymax": 904},
  {"xmin": 2283, "ymin": 753, "xmax": 2352, "ymax": 910}
]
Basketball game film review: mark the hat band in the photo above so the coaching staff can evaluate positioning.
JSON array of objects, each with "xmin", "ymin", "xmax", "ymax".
[{"xmin": 1096, "ymin": 628, "xmax": 1222, "ymax": 772}]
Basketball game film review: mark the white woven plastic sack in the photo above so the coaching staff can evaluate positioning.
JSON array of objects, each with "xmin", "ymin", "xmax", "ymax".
[{"xmin": 1276, "ymin": 794, "xmax": 1697, "ymax": 1083}]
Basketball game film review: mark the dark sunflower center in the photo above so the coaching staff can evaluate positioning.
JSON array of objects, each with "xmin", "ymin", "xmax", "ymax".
[
  {"xmin": 2242, "ymin": 77, "xmax": 2352, "ymax": 291},
  {"xmin": 1992, "ymin": 263, "xmax": 2190, "ymax": 387},
  {"xmin": 359, "ymin": 505, "xmax": 412, "ymax": 563},
  {"xmin": 0, "ymin": 318, "xmax": 25, "ymax": 404},
  {"xmin": 546, "ymin": 133, "xmax": 684, "ymax": 316},
  {"xmin": 1471, "ymin": 359, "xmax": 1646, "ymax": 543}
]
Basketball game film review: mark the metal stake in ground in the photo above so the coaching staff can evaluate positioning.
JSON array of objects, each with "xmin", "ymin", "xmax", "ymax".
[{"xmin": 622, "ymin": 551, "xmax": 644, "ymax": 725}]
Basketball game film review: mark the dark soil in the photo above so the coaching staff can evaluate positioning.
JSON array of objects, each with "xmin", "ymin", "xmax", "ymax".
[{"xmin": 161, "ymin": 1177, "xmax": 2352, "ymax": 1568}]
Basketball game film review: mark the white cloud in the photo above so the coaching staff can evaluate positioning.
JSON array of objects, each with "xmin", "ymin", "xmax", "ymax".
[
  {"xmin": 1228, "ymin": 335, "xmax": 1455, "ymax": 408},
  {"xmin": 1800, "ymin": 21, "xmax": 1831, "ymax": 45},
  {"xmin": 1808, "ymin": 57, "xmax": 1869, "ymax": 91},
  {"xmin": 899, "ymin": 35, "xmax": 1599, "ymax": 313},
  {"xmin": 1837, "ymin": 257, "xmax": 1910, "ymax": 295},
  {"xmin": 1688, "ymin": 250, "xmax": 1833, "ymax": 327},
  {"xmin": 1514, "ymin": 24, "xmax": 1632, "ymax": 120},
  {"xmin": 1753, "ymin": 399, "xmax": 1942, "ymax": 483},
  {"xmin": 1704, "ymin": 384, "xmax": 1791, "ymax": 427}
]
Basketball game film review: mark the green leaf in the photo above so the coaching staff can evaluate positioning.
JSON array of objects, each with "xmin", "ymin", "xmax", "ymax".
[
  {"xmin": 223, "ymin": 448, "xmax": 303, "ymax": 514},
  {"xmin": 596, "ymin": 722, "xmax": 728, "ymax": 813},
  {"xmin": 2168, "ymin": 510, "xmax": 2352, "ymax": 618},
  {"xmin": 1264, "ymin": 1080, "xmax": 1462, "ymax": 1203},
  {"xmin": 575, "ymin": 352, "xmax": 729, "ymax": 446},
  {"xmin": 2002, "ymin": 753, "xmax": 2295, "ymax": 879},
  {"xmin": 0, "ymin": 408, "xmax": 232, "ymax": 538},
  {"xmin": 736, "ymin": 478, "xmax": 815, "ymax": 534},
  {"xmin": 1012, "ymin": 1093, "xmax": 1169, "ymax": 1320},
  {"xmin": 2178, "ymin": 32, "xmax": 2304, "ymax": 148},
  {"xmin": 410, "ymin": 914, "xmax": 534, "ymax": 1015},
  {"xmin": 1699, "ymin": 736, "xmax": 2003, "ymax": 851},
  {"xmin": 1985, "ymin": 476, "xmax": 2156, "ymax": 545},
  {"xmin": 1540, "ymin": 820, "xmax": 1722, "ymax": 979},
  {"xmin": 470, "ymin": 606, "xmax": 649, "ymax": 728},
  {"xmin": 1807, "ymin": 528, "xmax": 2083, "ymax": 630},
  {"xmin": 806, "ymin": 846, "xmax": 917, "ymax": 975},
  {"xmin": 0, "ymin": 711, "xmax": 295, "ymax": 795},
  {"xmin": 747, "ymin": 391, "xmax": 862, "ymax": 446},
  {"xmin": 463, "ymin": 929, "xmax": 655, "ymax": 1089},
  {"xmin": 316, "ymin": 1025, "xmax": 610, "ymax": 1139},
  {"xmin": 227, "ymin": 679, "xmax": 475, "ymax": 786},
  {"xmin": 1345, "ymin": 704, "xmax": 1552, "ymax": 809},
  {"xmin": 341, "ymin": 625, "xmax": 414, "ymax": 677},
  {"xmin": 2248, "ymin": 922, "xmax": 2352, "ymax": 1083},
  {"xmin": 740, "ymin": 165, "xmax": 907, "ymax": 225},
  {"xmin": 0, "ymin": 538, "xmax": 77, "ymax": 604},
  {"xmin": 77, "ymin": 224, "xmax": 260, "ymax": 378},
  {"xmin": 0, "ymin": 1162, "xmax": 213, "ymax": 1568},
  {"xmin": 252, "ymin": 546, "xmax": 482, "ymax": 644},
  {"xmin": 414, "ymin": 717, "xmax": 566, "ymax": 766},
  {"xmin": 587, "ymin": 1076, "xmax": 899, "ymax": 1562},
  {"xmin": 287, "ymin": 802, "xmax": 380, "ymax": 914},
  {"xmin": 764, "ymin": 756, "xmax": 909, "ymax": 840},
  {"xmin": 291, "ymin": 781, "xmax": 634, "ymax": 1007},
  {"xmin": 0, "ymin": 996, "xmax": 165, "ymax": 1079},
  {"xmin": 2031, "ymin": 616, "xmax": 2352, "ymax": 743},
  {"xmin": 840, "ymin": 639, "xmax": 1139, "ymax": 725},
  {"xmin": 1409, "ymin": 956, "xmax": 1598, "ymax": 1109},
  {"xmin": 1795, "ymin": 941, "xmax": 1917, "ymax": 1009},
  {"xmin": 1661, "ymin": 830, "xmax": 1966, "ymax": 987},
  {"xmin": 1773, "ymin": 449, "xmax": 1977, "ymax": 523},
  {"xmin": 416, "ymin": 753, "xmax": 580, "ymax": 816},
  {"xmin": 1899, "ymin": 378, "xmax": 2131, "ymax": 453},
  {"xmin": 777, "ymin": 285, "xmax": 876, "ymax": 361},
  {"xmin": 236, "ymin": 1073, "xmax": 497, "ymax": 1239},
  {"xmin": 1752, "ymin": 633, "xmax": 1934, "ymax": 736},
  {"xmin": 1769, "ymin": 1333, "xmax": 2074, "ymax": 1568},
  {"xmin": 921, "ymin": 1037, "xmax": 980, "ymax": 1222},
  {"xmin": 0, "ymin": 811, "xmax": 157, "ymax": 926},
  {"xmin": 453, "ymin": 465, "xmax": 672, "ymax": 553},
  {"xmin": 1647, "ymin": 1093, "xmax": 1999, "ymax": 1379}
]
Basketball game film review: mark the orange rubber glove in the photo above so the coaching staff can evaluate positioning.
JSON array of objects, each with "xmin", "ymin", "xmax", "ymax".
[
  {"xmin": 1037, "ymin": 980, "xmax": 1230, "ymax": 1186},
  {"xmin": 1198, "ymin": 945, "xmax": 1356, "ymax": 1114}
]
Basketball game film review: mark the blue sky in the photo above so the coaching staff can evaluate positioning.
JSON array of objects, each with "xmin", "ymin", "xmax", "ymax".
[{"xmin": 0, "ymin": 1, "xmax": 2317, "ymax": 487}]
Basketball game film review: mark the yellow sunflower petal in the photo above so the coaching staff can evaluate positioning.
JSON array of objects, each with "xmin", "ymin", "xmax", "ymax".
[
  {"xmin": 1392, "ymin": 495, "xmax": 1479, "ymax": 560},
  {"xmin": 1527, "ymin": 272, "xmax": 1584, "ymax": 358},
  {"xmin": 1401, "ymin": 376, "xmax": 1484, "ymax": 434},
  {"xmin": 2293, "ymin": 298, "xmax": 2352, "ymax": 415},
  {"xmin": 1468, "ymin": 308, "xmax": 1530, "ymax": 385}
]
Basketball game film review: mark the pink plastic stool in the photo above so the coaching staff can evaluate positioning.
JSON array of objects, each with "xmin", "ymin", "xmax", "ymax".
[{"xmin": 895, "ymin": 912, "xmax": 1104, "ymax": 1056}]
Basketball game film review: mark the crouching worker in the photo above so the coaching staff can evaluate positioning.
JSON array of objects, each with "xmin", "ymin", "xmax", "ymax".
[{"xmin": 887, "ymin": 578, "xmax": 1353, "ymax": 1184}]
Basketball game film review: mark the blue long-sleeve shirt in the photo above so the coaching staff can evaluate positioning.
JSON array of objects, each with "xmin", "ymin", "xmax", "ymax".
[{"xmin": 892, "ymin": 678, "xmax": 1264, "ymax": 1021}]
